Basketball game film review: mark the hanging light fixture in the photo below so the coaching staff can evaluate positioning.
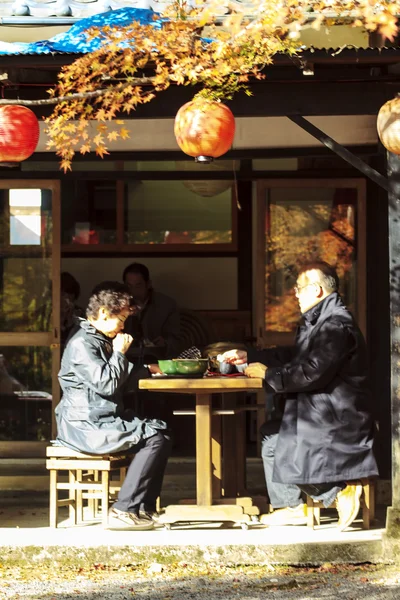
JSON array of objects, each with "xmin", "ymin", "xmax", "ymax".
[
  {"xmin": 174, "ymin": 99, "xmax": 235, "ymax": 163},
  {"xmin": 377, "ymin": 95, "xmax": 400, "ymax": 154},
  {"xmin": 0, "ymin": 105, "xmax": 40, "ymax": 164}
]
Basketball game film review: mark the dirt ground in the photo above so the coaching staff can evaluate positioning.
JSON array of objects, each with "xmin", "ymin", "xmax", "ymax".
[{"xmin": 1, "ymin": 562, "xmax": 400, "ymax": 599}]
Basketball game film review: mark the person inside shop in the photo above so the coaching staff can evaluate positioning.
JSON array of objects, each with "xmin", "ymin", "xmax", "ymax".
[
  {"xmin": 222, "ymin": 261, "xmax": 378, "ymax": 531},
  {"xmin": 56, "ymin": 280, "xmax": 171, "ymax": 531},
  {"xmin": 60, "ymin": 271, "xmax": 84, "ymax": 345},
  {"xmin": 122, "ymin": 262, "xmax": 182, "ymax": 365}
]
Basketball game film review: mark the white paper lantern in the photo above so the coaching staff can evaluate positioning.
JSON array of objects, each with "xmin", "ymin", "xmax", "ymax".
[{"xmin": 176, "ymin": 159, "xmax": 239, "ymax": 197}]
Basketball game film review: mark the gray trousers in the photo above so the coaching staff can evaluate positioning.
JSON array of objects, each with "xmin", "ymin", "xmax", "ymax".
[
  {"xmin": 113, "ymin": 431, "xmax": 172, "ymax": 514},
  {"xmin": 261, "ymin": 420, "xmax": 303, "ymax": 509},
  {"xmin": 260, "ymin": 421, "xmax": 344, "ymax": 509}
]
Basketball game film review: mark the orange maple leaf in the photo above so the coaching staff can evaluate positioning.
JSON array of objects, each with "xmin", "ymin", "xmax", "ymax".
[{"xmin": 119, "ymin": 128, "xmax": 130, "ymax": 140}]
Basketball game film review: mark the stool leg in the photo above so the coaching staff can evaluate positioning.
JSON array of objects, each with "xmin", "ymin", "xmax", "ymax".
[
  {"xmin": 362, "ymin": 480, "xmax": 375, "ymax": 529},
  {"xmin": 120, "ymin": 466, "xmax": 127, "ymax": 484},
  {"xmin": 306, "ymin": 496, "xmax": 315, "ymax": 529},
  {"xmin": 87, "ymin": 471, "xmax": 95, "ymax": 519},
  {"xmin": 314, "ymin": 504, "xmax": 321, "ymax": 526},
  {"xmin": 69, "ymin": 470, "xmax": 77, "ymax": 525},
  {"xmin": 49, "ymin": 469, "xmax": 57, "ymax": 528},
  {"xmin": 94, "ymin": 471, "xmax": 99, "ymax": 517},
  {"xmin": 76, "ymin": 469, "xmax": 83, "ymax": 524},
  {"xmin": 306, "ymin": 497, "xmax": 321, "ymax": 528},
  {"xmin": 102, "ymin": 471, "xmax": 110, "ymax": 528}
]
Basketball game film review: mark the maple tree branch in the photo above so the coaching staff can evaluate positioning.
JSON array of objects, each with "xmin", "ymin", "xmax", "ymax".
[{"xmin": 0, "ymin": 76, "xmax": 156, "ymax": 106}]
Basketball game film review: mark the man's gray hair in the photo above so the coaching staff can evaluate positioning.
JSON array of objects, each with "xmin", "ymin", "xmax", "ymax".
[{"xmin": 297, "ymin": 262, "xmax": 339, "ymax": 293}]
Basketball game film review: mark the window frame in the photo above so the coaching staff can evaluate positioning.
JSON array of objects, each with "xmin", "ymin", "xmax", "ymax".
[
  {"xmin": 61, "ymin": 178, "xmax": 238, "ymax": 254},
  {"xmin": 254, "ymin": 178, "xmax": 367, "ymax": 348}
]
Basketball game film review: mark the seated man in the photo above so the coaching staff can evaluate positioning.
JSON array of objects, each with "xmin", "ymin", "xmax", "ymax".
[
  {"xmin": 222, "ymin": 261, "xmax": 378, "ymax": 531},
  {"xmin": 122, "ymin": 262, "xmax": 181, "ymax": 364},
  {"xmin": 56, "ymin": 281, "xmax": 172, "ymax": 531}
]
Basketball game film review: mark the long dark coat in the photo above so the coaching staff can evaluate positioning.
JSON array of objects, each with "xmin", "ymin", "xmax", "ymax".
[
  {"xmin": 56, "ymin": 319, "xmax": 167, "ymax": 455},
  {"xmin": 248, "ymin": 293, "xmax": 378, "ymax": 485}
]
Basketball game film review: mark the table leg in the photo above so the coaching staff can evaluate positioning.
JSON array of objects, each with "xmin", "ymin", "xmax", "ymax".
[
  {"xmin": 196, "ymin": 393, "xmax": 212, "ymax": 506},
  {"xmin": 221, "ymin": 392, "xmax": 247, "ymax": 497},
  {"xmin": 159, "ymin": 389, "xmax": 261, "ymax": 526},
  {"xmin": 212, "ymin": 414, "xmax": 222, "ymax": 498},
  {"xmin": 235, "ymin": 409, "xmax": 247, "ymax": 495}
]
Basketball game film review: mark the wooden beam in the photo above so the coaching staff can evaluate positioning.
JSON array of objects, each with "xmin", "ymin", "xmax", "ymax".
[
  {"xmin": 288, "ymin": 115, "xmax": 390, "ymax": 192},
  {"xmin": 5, "ymin": 80, "xmax": 400, "ymax": 119},
  {"xmin": 27, "ymin": 145, "xmax": 378, "ymax": 162}
]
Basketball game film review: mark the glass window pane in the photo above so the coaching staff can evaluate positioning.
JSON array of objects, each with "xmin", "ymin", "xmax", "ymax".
[
  {"xmin": 264, "ymin": 187, "xmax": 357, "ymax": 332},
  {"xmin": 0, "ymin": 347, "xmax": 52, "ymax": 442},
  {"xmin": 61, "ymin": 180, "xmax": 116, "ymax": 244},
  {"xmin": 9, "ymin": 189, "xmax": 42, "ymax": 245},
  {"xmin": 252, "ymin": 158, "xmax": 298, "ymax": 171},
  {"xmin": 0, "ymin": 188, "xmax": 53, "ymax": 332},
  {"xmin": 124, "ymin": 180, "xmax": 233, "ymax": 244}
]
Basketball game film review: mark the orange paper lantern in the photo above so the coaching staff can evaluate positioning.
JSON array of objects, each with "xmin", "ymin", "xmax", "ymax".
[
  {"xmin": 174, "ymin": 100, "xmax": 235, "ymax": 162},
  {"xmin": 0, "ymin": 105, "xmax": 40, "ymax": 163}
]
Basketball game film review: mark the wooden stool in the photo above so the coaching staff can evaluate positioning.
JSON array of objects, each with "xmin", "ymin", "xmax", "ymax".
[
  {"xmin": 46, "ymin": 445, "xmax": 131, "ymax": 528},
  {"xmin": 306, "ymin": 479, "xmax": 376, "ymax": 529}
]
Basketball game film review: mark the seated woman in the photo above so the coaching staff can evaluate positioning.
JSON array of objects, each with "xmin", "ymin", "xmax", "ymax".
[{"xmin": 56, "ymin": 281, "xmax": 171, "ymax": 531}]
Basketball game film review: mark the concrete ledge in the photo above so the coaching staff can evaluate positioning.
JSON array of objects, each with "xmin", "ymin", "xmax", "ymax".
[
  {"xmin": 0, "ymin": 540, "xmax": 385, "ymax": 567},
  {"xmin": 0, "ymin": 522, "xmax": 387, "ymax": 567}
]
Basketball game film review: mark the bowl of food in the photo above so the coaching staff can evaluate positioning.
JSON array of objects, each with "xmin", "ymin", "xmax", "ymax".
[
  {"xmin": 158, "ymin": 360, "xmax": 178, "ymax": 375},
  {"xmin": 173, "ymin": 358, "xmax": 209, "ymax": 375}
]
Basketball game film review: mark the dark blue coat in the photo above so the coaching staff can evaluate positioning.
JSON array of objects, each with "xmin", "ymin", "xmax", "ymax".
[
  {"xmin": 56, "ymin": 319, "xmax": 167, "ymax": 455},
  {"xmin": 248, "ymin": 293, "xmax": 378, "ymax": 485}
]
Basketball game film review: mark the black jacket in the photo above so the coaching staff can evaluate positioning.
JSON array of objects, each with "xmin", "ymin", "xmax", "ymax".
[
  {"xmin": 56, "ymin": 319, "xmax": 167, "ymax": 454},
  {"xmin": 249, "ymin": 293, "xmax": 378, "ymax": 485},
  {"xmin": 124, "ymin": 290, "xmax": 181, "ymax": 362}
]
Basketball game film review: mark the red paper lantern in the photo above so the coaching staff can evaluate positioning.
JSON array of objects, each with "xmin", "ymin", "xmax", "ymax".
[
  {"xmin": 174, "ymin": 99, "xmax": 235, "ymax": 162},
  {"xmin": 0, "ymin": 105, "xmax": 39, "ymax": 163}
]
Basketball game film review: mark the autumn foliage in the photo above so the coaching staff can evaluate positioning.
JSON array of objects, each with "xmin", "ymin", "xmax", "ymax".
[{"xmin": 42, "ymin": 0, "xmax": 400, "ymax": 170}]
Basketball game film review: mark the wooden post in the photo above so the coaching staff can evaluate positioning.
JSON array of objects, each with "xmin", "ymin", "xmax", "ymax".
[
  {"xmin": 385, "ymin": 151, "xmax": 400, "ymax": 538},
  {"xmin": 196, "ymin": 394, "xmax": 212, "ymax": 506}
]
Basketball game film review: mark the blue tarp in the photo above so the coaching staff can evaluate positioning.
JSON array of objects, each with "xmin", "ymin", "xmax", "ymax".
[{"xmin": 0, "ymin": 8, "xmax": 163, "ymax": 55}]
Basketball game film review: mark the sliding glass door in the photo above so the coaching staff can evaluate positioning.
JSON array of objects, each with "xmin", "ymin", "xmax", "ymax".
[{"xmin": 0, "ymin": 181, "xmax": 60, "ymax": 457}]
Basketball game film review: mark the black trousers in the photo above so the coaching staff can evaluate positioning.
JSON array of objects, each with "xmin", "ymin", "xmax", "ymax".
[{"xmin": 113, "ymin": 430, "xmax": 172, "ymax": 513}]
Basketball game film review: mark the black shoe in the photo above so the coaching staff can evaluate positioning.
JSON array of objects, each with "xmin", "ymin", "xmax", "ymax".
[
  {"xmin": 139, "ymin": 509, "xmax": 161, "ymax": 523},
  {"xmin": 108, "ymin": 507, "xmax": 154, "ymax": 530}
]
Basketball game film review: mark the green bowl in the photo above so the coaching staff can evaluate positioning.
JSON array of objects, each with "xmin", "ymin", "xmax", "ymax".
[
  {"xmin": 173, "ymin": 359, "xmax": 209, "ymax": 375},
  {"xmin": 158, "ymin": 360, "xmax": 178, "ymax": 375}
]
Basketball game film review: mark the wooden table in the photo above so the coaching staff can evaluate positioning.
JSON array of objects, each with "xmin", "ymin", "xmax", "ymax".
[{"xmin": 139, "ymin": 376, "xmax": 264, "ymax": 528}]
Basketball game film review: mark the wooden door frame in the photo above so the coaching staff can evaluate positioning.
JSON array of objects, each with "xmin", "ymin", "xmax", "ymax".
[
  {"xmin": 0, "ymin": 179, "xmax": 61, "ymax": 458},
  {"xmin": 254, "ymin": 178, "xmax": 367, "ymax": 348}
]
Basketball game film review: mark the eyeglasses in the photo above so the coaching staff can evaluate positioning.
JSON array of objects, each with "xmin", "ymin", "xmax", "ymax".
[{"xmin": 294, "ymin": 283, "xmax": 315, "ymax": 295}]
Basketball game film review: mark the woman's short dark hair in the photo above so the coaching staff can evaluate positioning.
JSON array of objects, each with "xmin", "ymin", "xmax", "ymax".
[{"xmin": 87, "ymin": 281, "xmax": 133, "ymax": 319}]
